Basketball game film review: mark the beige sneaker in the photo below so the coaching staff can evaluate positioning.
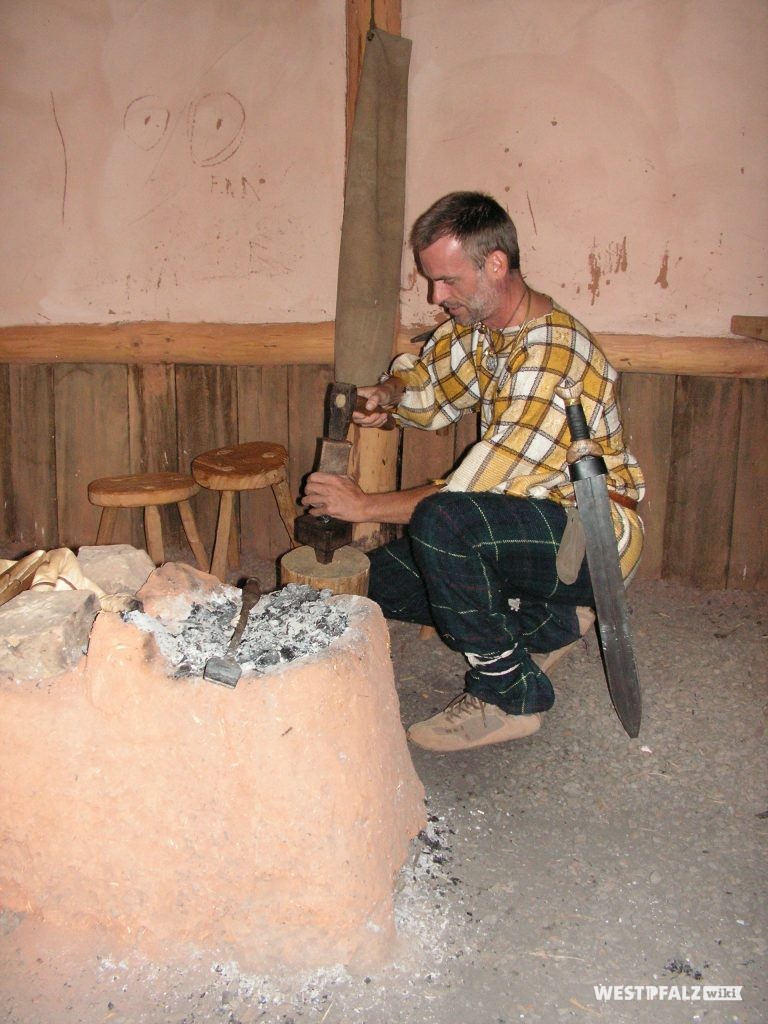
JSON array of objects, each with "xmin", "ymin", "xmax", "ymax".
[
  {"xmin": 407, "ymin": 692, "xmax": 542, "ymax": 752},
  {"xmin": 531, "ymin": 606, "xmax": 595, "ymax": 674}
]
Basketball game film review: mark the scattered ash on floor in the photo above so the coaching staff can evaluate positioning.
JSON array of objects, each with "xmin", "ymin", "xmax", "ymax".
[
  {"xmin": 122, "ymin": 584, "xmax": 347, "ymax": 678},
  {"xmin": 183, "ymin": 808, "xmax": 472, "ymax": 1023}
]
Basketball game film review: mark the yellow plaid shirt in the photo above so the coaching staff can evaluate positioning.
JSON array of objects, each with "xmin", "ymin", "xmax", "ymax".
[{"xmin": 389, "ymin": 302, "xmax": 645, "ymax": 576}]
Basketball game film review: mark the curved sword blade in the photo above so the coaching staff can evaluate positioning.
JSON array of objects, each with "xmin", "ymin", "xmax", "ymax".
[{"xmin": 574, "ymin": 474, "xmax": 642, "ymax": 737}]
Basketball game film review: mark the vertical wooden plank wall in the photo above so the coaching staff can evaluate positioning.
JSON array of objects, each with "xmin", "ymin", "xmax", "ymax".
[
  {"xmin": 237, "ymin": 365, "xmax": 291, "ymax": 566},
  {"xmin": 0, "ymin": 367, "xmax": 13, "ymax": 553},
  {"xmin": 53, "ymin": 365, "xmax": 130, "ymax": 549},
  {"xmin": 728, "ymin": 379, "xmax": 768, "ymax": 589},
  {"xmin": 287, "ymin": 364, "xmax": 337, "ymax": 501},
  {"xmin": 399, "ymin": 408, "xmax": 479, "ymax": 491},
  {"xmin": 0, "ymin": 361, "xmax": 764, "ymax": 590},
  {"xmin": 128, "ymin": 365, "xmax": 180, "ymax": 552},
  {"xmin": 663, "ymin": 378, "xmax": 741, "ymax": 588},
  {"xmin": 175, "ymin": 366, "xmax": 239, "ymax": 553},
  {"xmin": 9, "ymin": 366, "xmax": 57, "ymax": 553},
  {"xmin": 620, "ymin": 374, "xmax": 676, "ymax": 581}
]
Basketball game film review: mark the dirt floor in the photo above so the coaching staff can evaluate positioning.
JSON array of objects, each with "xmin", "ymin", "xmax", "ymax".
[{"xmin": 1, "ymin": 571, "xmax": 766, "ymax": 1024}]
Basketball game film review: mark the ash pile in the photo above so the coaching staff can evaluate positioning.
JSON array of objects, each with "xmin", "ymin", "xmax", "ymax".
[{"xmin": 122, "ymin": 584, "xmax": 348, "ymax": 678}]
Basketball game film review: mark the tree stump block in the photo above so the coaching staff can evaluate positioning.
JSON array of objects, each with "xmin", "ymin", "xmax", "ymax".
[{"xmin": 280, "ymin": 544, "xmax": 369, "ymax": 596}]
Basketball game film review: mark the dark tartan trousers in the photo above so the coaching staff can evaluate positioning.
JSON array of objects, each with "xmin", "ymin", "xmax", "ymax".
[{"xmin": 368, "ymin": 491, "xmax": 595, "ymax": 715}]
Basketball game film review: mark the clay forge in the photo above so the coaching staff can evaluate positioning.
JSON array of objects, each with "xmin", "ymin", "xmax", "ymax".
[{"xmin": 0, "ymin": 549, "xmax": 426, "ymax": 971}]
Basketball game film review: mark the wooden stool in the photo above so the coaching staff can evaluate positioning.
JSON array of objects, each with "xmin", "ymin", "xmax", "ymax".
[
  {"xmin": 191, "ymin": 441, "xmax": 297, "ymax": 581},
  {"xmin": 87, "ymin": 471, "xmax": 208, "ymax": 569}
]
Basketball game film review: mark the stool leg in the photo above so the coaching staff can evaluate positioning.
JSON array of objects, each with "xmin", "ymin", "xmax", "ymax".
[
  {"xmin": 272, "ymin": 474, "xmax": 299, "ymax": 548},
  {"xmin": 211, "ymin": 490, "xmax": 235, "ymax": 581},
  {"xmin": 178, "ymin": 499, "xmax": 209, "ymax": 571},
  {"xmin": 144, "ymin": 505, "xmax": 164, "ymax": 565},
  {"xmin": 96, "ymin": 507, "xmax": 119, "ymax": 545},
  {"xmin": 227, "ymin": 496, "xmax": 240, "ymax": 571}
]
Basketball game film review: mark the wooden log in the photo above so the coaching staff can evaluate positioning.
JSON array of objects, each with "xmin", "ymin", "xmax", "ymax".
[
  {"xmin": 280, "ymin": 544, "xmax": 370, "ymax": 596},
  {"xmin": 349, "ymin": 425, "xmax": 401, "ymax": 550},
  {"xmin": 397, "ymin": 329, "xmax": 768, "ymax": 379},
  {"xmin": 2, "ymin": 323, "xmax": 767, "ymax": 377},
  {"xmin": 0, "ymin": 322, "xmax": 334, "ymax": 367},
  {"xmin": 595, "ymin": 334, "xmax": 768, "ymax": 377}
]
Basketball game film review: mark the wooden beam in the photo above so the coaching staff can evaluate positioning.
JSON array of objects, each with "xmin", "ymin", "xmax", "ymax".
[
  {"xmin": 395, "ymin": 329, "xmax": 768, "ymax": 379},
  {"xmin": 0, "ymin": 321, "xmax": 334, "ymax": 367},
  {"xmin": 1, "ymin": 322, "xmax": 766, "ymax": 377},
  {"xmin": 731, "ymin": 315, "xmax": 768, "ymax": 342},
  {"xmin": 597, "ymin": 333, "xmax": 767, "ymax": 377}
]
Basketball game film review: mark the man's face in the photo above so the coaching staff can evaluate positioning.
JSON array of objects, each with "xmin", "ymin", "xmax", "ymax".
[{"xmin": 418, "ymin": 235, "xmax": 502, "ymax": 326}]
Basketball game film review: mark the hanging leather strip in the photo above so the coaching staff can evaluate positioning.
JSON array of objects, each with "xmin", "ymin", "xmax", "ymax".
[{"xmin": 334, "ymin": 29, "xmax": 412, "ymax": 385}]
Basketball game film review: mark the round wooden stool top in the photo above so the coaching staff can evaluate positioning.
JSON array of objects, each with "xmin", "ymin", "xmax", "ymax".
[
  {"xmin": 192, "ymin": 441, "xmax": 289, "ymax": 492},
  {"xmin": 88, "ymin": 472, "xmax": 200, "ymax": 508}
]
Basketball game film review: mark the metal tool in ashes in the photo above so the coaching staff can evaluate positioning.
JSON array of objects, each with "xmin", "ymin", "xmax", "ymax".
[
  {"xmin": 556, "ymin": 381, "xmax": 642, "ymax": 737},
  {"xmin": 203, "ymin": 576, "xmax": 262, "ymax": 688}
]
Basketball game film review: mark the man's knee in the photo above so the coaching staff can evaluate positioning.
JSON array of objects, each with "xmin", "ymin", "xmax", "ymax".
[{"xmin": 410, "ymin": 489, "xmax": 467, "ymax": 543}]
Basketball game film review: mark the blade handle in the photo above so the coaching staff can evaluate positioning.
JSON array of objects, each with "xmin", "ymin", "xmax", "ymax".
[
  {"xmin": 556, "ymin": 382, "xmax": 607, "ymax": 479},
  {"xmin": 228, "ymin": 576, "xmax": 261, "ymax": 652},
  {"xmin": 557, "ymin": 381, "xmax": 591, "ymax": 442}
]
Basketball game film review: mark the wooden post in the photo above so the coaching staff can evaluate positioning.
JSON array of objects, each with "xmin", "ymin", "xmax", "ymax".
[
  {"xmin": 345, "ymin": 1, "xmax": 402, "ymax": 160},
  {"xmin": 345, "ymin": 0, "xmax": 404, "ymax": 551}
]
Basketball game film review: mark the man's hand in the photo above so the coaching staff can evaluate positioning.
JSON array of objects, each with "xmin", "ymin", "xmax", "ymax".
[
  {"xmin": 352, "ymin": 379, "xmax": 404, "ymax": 429},
  {"xmin": 303, "ymin": 473, "xmax": 441, "ymax": 526},
  {"xmin": 301, "ymin": 473, "xmax": 372, "ymax": 523}
]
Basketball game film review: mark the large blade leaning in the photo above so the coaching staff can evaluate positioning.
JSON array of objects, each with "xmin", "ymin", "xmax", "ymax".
[{"xmin": 557, "ymin": 384, "xmax": 642, "ymax": 737}]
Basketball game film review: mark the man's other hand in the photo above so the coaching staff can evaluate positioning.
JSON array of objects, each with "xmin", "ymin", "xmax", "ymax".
[
  {"xmin": 352, "ymin": 380, "xmax": 403, "ymax": 428},
  {"xmin": 301, "ymin": 473, "xmax": 372, "ymax": 523}
]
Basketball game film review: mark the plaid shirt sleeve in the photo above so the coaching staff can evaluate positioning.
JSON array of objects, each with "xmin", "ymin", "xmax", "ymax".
[
  {"xmin": 389, "ymin": 321, "xmax": 483, "ymax": 429},
  {"xmin": 389, "ymin": 308, "xmax": 645, "ymax": 506}
]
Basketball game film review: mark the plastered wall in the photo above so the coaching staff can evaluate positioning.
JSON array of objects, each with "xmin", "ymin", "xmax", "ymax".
[
  {"xmin": 0, "ymin": 0, "xmax": 345, "ymax": 325},
  {"xmin": 401, "ymin": 0, "xmax": 768, "ymax": 335},
  {"xmin": 0, "ymin": 0, "xmax": 765, "ymax": 336}
]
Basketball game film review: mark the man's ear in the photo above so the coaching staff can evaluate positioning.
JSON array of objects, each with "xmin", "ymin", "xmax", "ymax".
[{"xmin": 485, "ymin": 249, "xmax": 509, "ymax": 279}]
